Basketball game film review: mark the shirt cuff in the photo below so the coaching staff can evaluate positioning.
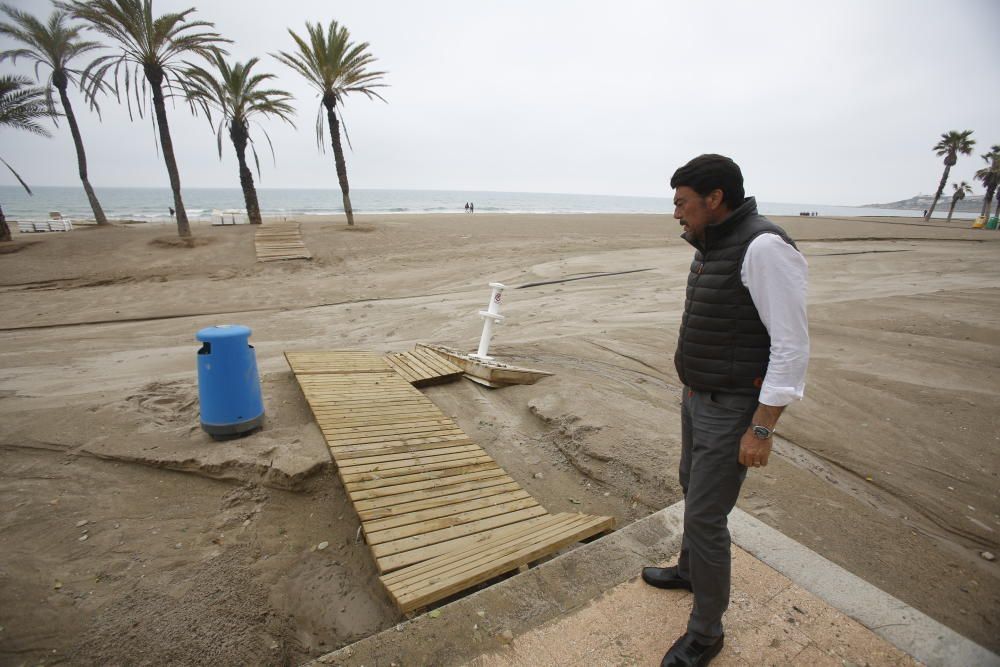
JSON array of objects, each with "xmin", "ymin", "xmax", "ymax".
[{"xmin": 758, "ymin": 384, "xmax": 803, "ymax": 407}]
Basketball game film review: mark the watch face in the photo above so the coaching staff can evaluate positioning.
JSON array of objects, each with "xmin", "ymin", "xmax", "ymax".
[{"xmin": 752, "ymin": 425, "xmax": 771, "ymax": 439}]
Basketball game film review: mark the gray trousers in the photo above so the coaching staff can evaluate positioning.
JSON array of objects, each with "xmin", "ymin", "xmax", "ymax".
[{"xmin": 677, "ymin": 387, "xmax": 757, "ymax": 641}]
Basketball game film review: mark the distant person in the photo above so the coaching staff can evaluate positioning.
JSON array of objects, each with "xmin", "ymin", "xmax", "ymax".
[
  {"xmin": 464, "ymin": 202, "xmax": 470, "ymax": 213},
  {"xmin": 470, "ymin": 202, "xmax": 474, "ymax": 214},
  {"xmin": 169, "ymin": 207, "xmax": 175, "ymax": 217},
  {"xmin": 643, "ymin": 154, "xmax": 809, "ymax": 667},
  {"xmin": 923, "ymin": 209, "xmax": 928, "ymax": 217}
]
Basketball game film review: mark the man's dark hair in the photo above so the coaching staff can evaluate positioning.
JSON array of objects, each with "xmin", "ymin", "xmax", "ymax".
[{"xmin": 670, "ymin": 154, "xmax": 745, "ymax": 209}]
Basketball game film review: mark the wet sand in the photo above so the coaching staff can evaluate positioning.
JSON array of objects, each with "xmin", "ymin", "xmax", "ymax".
[{"xmin": 0, "ymin": 212, "xmax": 997, "ymax": 663}]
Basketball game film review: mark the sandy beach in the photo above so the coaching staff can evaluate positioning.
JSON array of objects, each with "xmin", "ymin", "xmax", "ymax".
[{"xmin": 0, "ymin": 212, "xmax": 998, "ymax": 664}]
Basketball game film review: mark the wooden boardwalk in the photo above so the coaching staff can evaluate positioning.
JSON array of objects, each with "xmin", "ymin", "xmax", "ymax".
[
  {"xmin": 285, "ymin": 350, "xmax": 614, "ymax": 612},
  {"xmin": 255, "ymin": 222, "xmax": 311, "ymax": 262}
]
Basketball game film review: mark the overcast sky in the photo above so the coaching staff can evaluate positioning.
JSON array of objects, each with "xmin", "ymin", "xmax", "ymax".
[{"xmin": 2, "ymin": 0, "xmax": 998, "ymax": 205}]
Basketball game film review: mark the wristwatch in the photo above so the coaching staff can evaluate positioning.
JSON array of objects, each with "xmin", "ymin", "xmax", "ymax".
[{"xmin": 751, "ymin": 424, "xmax": 773, "ymax": 440}]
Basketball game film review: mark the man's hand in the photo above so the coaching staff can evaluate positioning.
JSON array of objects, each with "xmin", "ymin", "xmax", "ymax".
[
  {"xmin": 740, "ymin": 403, "xmax": 784, "ymax": 468},
  {"xmin": 739, "ymin": 428, "xmax": 772, "ymax": 468}
]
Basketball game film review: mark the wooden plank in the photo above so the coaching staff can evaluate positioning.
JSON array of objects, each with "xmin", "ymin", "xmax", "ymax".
[
  {"xmin": 365, "ymin": 497, "xmax": 540, "ymax": 546},
  {"xmin": 393, "ymin": 357, "xmax": 430, "ymax": 383},
  {"xmin": 324, "ymin": 427, "xmax": 466, "ymax": 447},
  {"xmin": 405, "ymin": 348, "xmax": 443, "ymax": 373},
  {"xmin": 306, "ymin": 397, "xmax": 422, "ymax": 405},
  {"xmin": 321, "ymin": 418, "xmax": 457, "ymax": 436},
  {"xmin": 338, "ymin": 444, "xmax": 484, "ymax": 470},
  {"xmin": 288, "ymin": 358, "xmax": 386, "ymax": 366},
  {"xmin": 314, "ymin": 412, "xmax": 447, "ymax": 434},
  {"xmin": 322, "ymin": 421, "xmax": 459, "ymax": 439},
  {"xmin": 316, "ymin": 418, "xmax": 455, "ymax": 435},
  {"xmin": 305, "ymin": 395, "xmax": 430, "ymax": 407},
  {"xmin": 343, "ymin": 462, "xmax": 500, "ymax": 492},
  {"xmin": 298, "ymin": 382, "xmax": 418, "ymax": 392},
  {"xmin": 323, "ymin": 422, "xmax": 461, "ymax": 440},
  {"xmin": 306, "ymin": 400, "xmax": 429, "ymax": 411},
  {"xmin": 381, "ymin": 513, "xmax": 571, "ymax": 586},
  {"xmin": 347, "ymin": 468, "xmax": 512, "ymax": 502},
  {"xmin": 371, "ymin": 506, "xmax": 549, "ymax": 559},
  {"xmin": 364, "ymin": 489, "xmax": 538, "ymax": 544},
  {"xmin": 385, "ymin": 514, "xmax": 614, "ymax": 610},
  {"xmin": 362, "ymin": 488, "xmax": 530, "ymax": 529},
  {"xmin": 308, "ymin": 399, "xmax": 437, "ymax": 411},
  {"xmin": 398, "ymin": 353, "xmax": 437, "ymax": 379},
  {"xmin": 298, "ymin": 379, "xmax": 408, "ymax": 387},
  {"xmin": 329, "ymin": 435, "xmax": 475, "ymax": 456},
  {"xmin": 375, "ymin": 513, "xmax": 555, "ymax": 573},
  {"xmin": 310, "ymin": 406, "xmax": 445, "ymax": 419},
  {"xmin": 412, "ymin": 348, "xmax": 462, "ymax": 376},
  {"xmin": 353, "ymin": 476, "xmax": 519, "ymax": 514},
  {"xmin": 386, "ymin": 358, "xmax": 420, "ymax": 383},
  {"xmin": 308, "ymin": 401, "xmax": 439, "ymax": 413},
  {"xmin": 327, "ymin": 431, "xmax": 469, "ymax": 450},
  {"xmin": 339, "ymin": 454, "xmax": 495, "ymax": 484},
  {"xmin": 394, "ymin": 514, "xmax": 614, "ymax": 599},
  {"xmin": 294, "ymin": 369, "xmax": 394, "ymax": 377},
  {"xmin": 333, "ymin": 439, "xmax": 479, "ymax": 462}
]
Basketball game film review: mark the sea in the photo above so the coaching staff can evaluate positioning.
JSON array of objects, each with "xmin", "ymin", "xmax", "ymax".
[{"xmin": 0, "ymin": 185, "xmax": 977, "ymax": 222}]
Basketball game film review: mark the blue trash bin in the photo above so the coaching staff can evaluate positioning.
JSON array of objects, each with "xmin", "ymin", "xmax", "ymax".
[{"xmin": 196, "ymin": 324, "xmax": 265, "ymax": 437}]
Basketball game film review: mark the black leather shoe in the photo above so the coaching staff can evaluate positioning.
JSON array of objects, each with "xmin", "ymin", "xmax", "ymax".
[
  {"xmin": 660, "ymin": 632, "xmax": 724, "ymax": 667},
  {"xmin": 641, "ymin": 566, "xmax": 692, "ymax": 591}
]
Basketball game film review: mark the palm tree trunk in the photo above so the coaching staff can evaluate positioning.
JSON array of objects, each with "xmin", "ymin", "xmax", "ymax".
[
  {"xmin": 230, "ymin": 125, "xmax": 261, "ymax": 225},
  {"xmin": 0, "ymin": 204, "xmax": 10, "ymax": 243},
  {"xmin": 925, "ymin": 165, "xmax": 951, "ymax": 220},
  {"xmin": 55, "ymin": 79, "xmax": 108, "ymax": 225},
  {"xmin": 146, "ymin": 65, "xmax": 190, "ymax": 237},
  {"xmin": 982, "ymin": 183, "xmax": 997, "ymax": 219},
  {"xmin": 946, "ymin": 198, "xmax": 958, "ymax": 223},
  {"xmin": 325, "ymin": 100, "xmax": 355, "ymax": 226}
]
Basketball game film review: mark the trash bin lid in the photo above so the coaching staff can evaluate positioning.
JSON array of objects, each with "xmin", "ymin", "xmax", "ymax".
[{"xmin": 196, "ymin": 324, "xmax": 252, "ymax": 342}]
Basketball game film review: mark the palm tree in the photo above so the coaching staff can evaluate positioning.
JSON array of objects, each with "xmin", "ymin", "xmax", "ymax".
[
  {"xmin": 945, "ymin": 181, "xmax": 972, "ymax": 223},
  {"xmin": 60, "ymin": 0, "xmax": 229, "ymax": 237},
  {"xmin": 0, "ymin": 4, "xmax": 109, "ymax": 225},
  {"xmin": 975, "ymin": 146, "xmax": 1000, "ymax": 221},
  {"xmin": 182, "ymin": 53, "xmax": 295, "ymax": 224},
  {"xmin": 274, "ymin": 20, "xmax": 386, "ymax": 226},
  {"xmin": 0, "ymin": 74, "xmax": 55, "ymax": 241},
  {"xmin": 925, "ymin": 130, "xmax": 975, "ymax": 221}
]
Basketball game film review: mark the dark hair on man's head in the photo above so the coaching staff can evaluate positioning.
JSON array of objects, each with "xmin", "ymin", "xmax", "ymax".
[{"xmin": 670, "ymin": 154, "xmax": 745, "ymax": 209}]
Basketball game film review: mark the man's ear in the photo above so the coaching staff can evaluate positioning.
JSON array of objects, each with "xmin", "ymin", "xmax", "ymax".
[{"xmin": 707, "ymin": 189, "xmax": 725, "ymax": 210}]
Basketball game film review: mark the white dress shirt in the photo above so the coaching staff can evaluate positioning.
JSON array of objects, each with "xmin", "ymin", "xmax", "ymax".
[{"xmin": 739, "ymin": 233, "xmax": 809, "ymax": 406}]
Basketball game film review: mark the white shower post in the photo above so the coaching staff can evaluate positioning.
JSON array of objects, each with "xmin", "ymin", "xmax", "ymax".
[{"xmin": 470, "ymin": 282, "xmax": 506, "ymax": 360}]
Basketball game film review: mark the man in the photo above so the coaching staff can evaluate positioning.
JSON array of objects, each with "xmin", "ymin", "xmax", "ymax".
[{"xmin": 643, "ymin": 154, "xmax": 809, "ymax": 667}]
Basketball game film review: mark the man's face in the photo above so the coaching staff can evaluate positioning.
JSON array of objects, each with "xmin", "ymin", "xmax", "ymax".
[{"xmin": 673, "ymin": 185, "xmax": 723, "ymax": 241}]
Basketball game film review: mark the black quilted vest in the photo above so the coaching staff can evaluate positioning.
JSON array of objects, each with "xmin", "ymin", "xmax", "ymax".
[{"xmin": 674, "ymin": 197, "xmax": 797, "ymax": 394}]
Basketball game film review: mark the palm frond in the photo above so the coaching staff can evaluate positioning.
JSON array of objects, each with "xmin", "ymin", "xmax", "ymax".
[
  {"xmin": 1, "ymin": 155, "xmax": 33, "ymax": 194},
  {"xmin": 59, "ymin": 0, "xmax": 229, "ymax": 120},
  {"xmin": 933, "ymin": 129, "xmax": 976, "ymax": 158},
  {"xmin": 0, "ymin": 74, "xmax": 56, "ymax": 135},
  {"xmin": 180, "ymin": 51, "xmax": 295, "ymax": 168},
  {"xmin": 274, "ymin": 18, "xmax": 387, "ymax": 148}
]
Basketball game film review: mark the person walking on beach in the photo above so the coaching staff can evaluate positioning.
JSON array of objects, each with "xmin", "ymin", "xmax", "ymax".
[
  {"xmin": 643, "ymin": 154, "xmax": 809, "ymax": 667},
  {"xmin": 469, "ymin": 202, "xmax": 474, "ymax": 214},
  {"xmin": 464, "ymin": 202, "xmax": 470, "ymax": 213}
]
